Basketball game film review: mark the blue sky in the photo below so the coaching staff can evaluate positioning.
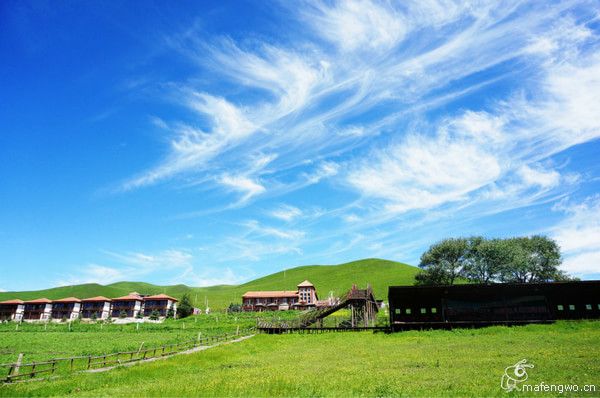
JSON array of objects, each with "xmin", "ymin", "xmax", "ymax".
[{"xmin": 1, "ymin": 1, "xmax": 600, "ymax": 291}]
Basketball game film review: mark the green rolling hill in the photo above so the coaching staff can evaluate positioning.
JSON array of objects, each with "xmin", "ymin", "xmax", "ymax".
[{"xmin": 0, "ymin": 258, "xmax": 418, "ymax": 309}]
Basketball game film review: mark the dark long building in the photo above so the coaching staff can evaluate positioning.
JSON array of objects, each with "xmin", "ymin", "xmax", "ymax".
[{"xmin": 388, "ymin": 281, "xmax": 600, "ymax": 331}]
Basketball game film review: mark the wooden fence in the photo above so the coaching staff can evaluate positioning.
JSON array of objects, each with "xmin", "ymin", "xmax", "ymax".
[{"xmin": 1, "ymin": 328, "xmax": 254, "ymax": 383}]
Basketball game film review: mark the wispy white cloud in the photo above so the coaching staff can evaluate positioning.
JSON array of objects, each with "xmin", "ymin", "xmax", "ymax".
[
  {"xmin": 270, "ymin": 204, "xmax": 302, "ymax": 222},
  {"xmin": 242, "ymin": 220, "xmax": 305, "ymax": 241},
  {"xmin": 551, "ymin": 196, "xmax": 600, "ymax": 276},
  {"xmin": 58, "ymin": 248, "xmax": 250, "ymax": 288},
  {"xmin": 57, "ymin": 264, "xmax": 127, "ymax": 286},
  {"xmin": 112, "ymin": 1, "xmax": 600, "ymax": 267},
  {"xmin": 303, "ymin": 162, "xmax": 340, "ymax": 185},
  {"xmin": 302, "ymin": 0, "xmax": 406, "ymax": 52},
  {"xmin": 170, "ymin": 266, "xmax": 247, "ymax": 287},
  {"xmin": 123, "ymin": 93, "xmax": 258, "ymax": 190},
  {"xmin": 219, "ymin": 174, "xmax": 266, "ymax": 203},
  {"xmin": 347, "ymin": 124, "xmax": 503, "ymax": 213},
  {"xmin": 104, "ymin": 249, "xmax": 194, "ymax": 270}
]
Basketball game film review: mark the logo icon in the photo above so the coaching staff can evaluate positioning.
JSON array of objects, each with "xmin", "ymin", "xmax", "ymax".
[{"xmin": 501, "ymin": 359, "xmax": 534, "ymax": 392}]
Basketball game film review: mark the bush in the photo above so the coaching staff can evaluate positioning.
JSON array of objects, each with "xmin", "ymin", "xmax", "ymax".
[
  {"xmin": 119, "ymin": 310, "xmax": 127, "ymax": 319},
  {"xmin": 149, "ymin": 310, "xmax": 160, "ymax": 321},
  {"xmin": 135, "ymin": 311, "xmax": 143, "ymax": 319},
  {"xmin": 166, "ymin": 307, "xmax": 175, "ymax": 319}
]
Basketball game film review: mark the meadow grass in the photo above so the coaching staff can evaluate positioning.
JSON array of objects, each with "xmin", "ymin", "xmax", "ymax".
[{"xmin": 1, "ymin": 321, "xmax": 598, "ymax": 397}]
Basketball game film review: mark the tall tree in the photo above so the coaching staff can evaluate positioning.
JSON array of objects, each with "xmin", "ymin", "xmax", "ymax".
[
  {"xmin": 463, "ymin": 238, "xmax": 508, "ymax": 284},
  {"xmin": 499, "ymin": 236, "xmax": 566, "ymax": 283},
  {"xmin": 416, "ymin": 238, "xmax": 470, "ymax": 285},
  {"xmin": 177, "ymin": 294, "xmax": 194, "ymax": 319}
]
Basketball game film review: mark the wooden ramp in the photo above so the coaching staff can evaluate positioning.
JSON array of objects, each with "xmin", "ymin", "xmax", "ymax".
[{"xmin": 258, "ymin": 284, "xmax": 379, "ymax": 333}]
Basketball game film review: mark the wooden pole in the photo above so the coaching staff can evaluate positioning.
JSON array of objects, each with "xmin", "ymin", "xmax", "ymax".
[{"xmin": 12, "ymin": 353, "xmax": 23, "ymax": 378}]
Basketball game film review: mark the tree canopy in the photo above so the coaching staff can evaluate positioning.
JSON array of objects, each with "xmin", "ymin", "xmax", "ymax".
[{"xmin": 415, "ymin": 235, "xmax": 572, "ymax": 286}]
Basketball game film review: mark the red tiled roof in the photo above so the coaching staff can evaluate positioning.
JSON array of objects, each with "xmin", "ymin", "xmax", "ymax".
[
  {"xmin": 82, "ymin": 296, "xmax": 112, "ymax": 302},
  {"xmin": 112, "ymin": 294, "xmax": 143, "ymax": 301},
  {"xmin": 0, "ymin": 299, "xmax": 24, "ymax": 305},
  {"xmin": 25, "ymin": 298, "xmax": 52, "ymax": 304},
  {"xmin": 144, "ymin": 294, "xmax": 178, "ymax": 302},
  {"xmin": 53, "ymin": 297, "xmax": 81, "ymax": 303},
  {"xmin": 242, "ymin": 291, "xmax": 298, "ymax": 298}
]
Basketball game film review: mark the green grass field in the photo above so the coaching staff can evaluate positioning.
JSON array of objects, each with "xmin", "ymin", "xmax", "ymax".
[
  {"xmin": 1, "ymin": 321, "xmax": 598, "ymax": 397},
  {"xmin": 0, "ymin": 312, "xmax": 302, "ymax": 364},
  {"xmin": 0, "ymin": 258, "xmax": 418, "ymax": 309}
]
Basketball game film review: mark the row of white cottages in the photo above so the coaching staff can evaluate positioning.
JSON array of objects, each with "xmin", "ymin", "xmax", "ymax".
[{"xmin": 0, "ymin": 292, "xmax": 178, "ymax": 322}]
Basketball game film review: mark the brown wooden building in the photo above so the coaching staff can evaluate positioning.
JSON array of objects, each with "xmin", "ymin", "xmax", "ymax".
[
  {"xmin": 143, "ymin": 294, "xmax": 178, "ymax": 317},
  {"xmin": 23, "ymin": 298, "xmax": 52, "ymax": 321},
  {"xmin": 51, "ymin": 297, "xmax": 82, "ymax": 320},
  {"xmin": 81, "ymin": 296, "xmax": 112, "ymax": 319},
  {"xmin": 242, "ymin": 280, "xmax": 318, "ymax": 311},
  {"xmin": 0, "ymin": 299, "xmax": 24, "ymax": 321},
  {"xmin": 111, "ymin": 293, "xmax": 143, "ymax": 318}
]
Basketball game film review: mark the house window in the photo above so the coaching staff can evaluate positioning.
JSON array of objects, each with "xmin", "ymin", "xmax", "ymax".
[
  {"xmin": 569, "ymin": 305, "xmax": 575, "ymax": 311},
  {"xmin": 395, "ymin": 308, "xmax": 401, "ymax": 315},
  {"xmin": 586, "ymin": 304, "xmax": 592, "ymax": 310},
  {"xmin": 431, "ymin": 308, "xmax": 437, "ymax": 314},
  {"xmin": 420, "ymin": 308, "xmax": 426, "ymax": 314},
  {"xmin": 557, "ymin": 305, "xmax": 564, "ymax": 311},
  {"xmin": 405, "ymin": 309, "xmax": 412, "ymax": 315}
]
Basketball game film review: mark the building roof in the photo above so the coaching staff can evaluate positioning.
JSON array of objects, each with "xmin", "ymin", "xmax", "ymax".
[
  {"xmin": 242, "ymin": 291, "xmax": 298, "ymax": 298},
  {"xmin": 24, "ymin": 298, "xmax": 52, "ymax": 304},
  {"xmin": 0, "ymin": 299, "xmax": 24, "ymax": 305},
  {"xmin": 144, "ymin": 294, "xmax": 178, "ymax": 302},
  {"xmin": 82, "ymin": 296, "xmax": 112, "ymax": 302},
  {"xmin": 53, "ymin": 297, "xmax": 82, "ymax": 303},
  {"xmin": 297, "ymin": 280, "xmax": 314, "ymax": 287},
  {"xmin": 112, "ymin": 294, "xmax": 143, "ymax": 301}
]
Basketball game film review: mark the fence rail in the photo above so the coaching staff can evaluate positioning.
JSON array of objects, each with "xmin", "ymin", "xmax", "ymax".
[{"xmin": 2, "ymin": 328, "xmax": 254, "ymax": 383}]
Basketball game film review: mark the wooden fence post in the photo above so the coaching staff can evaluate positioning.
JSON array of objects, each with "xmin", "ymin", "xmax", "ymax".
[{"xmin": 10, "ymin": 353, "xmax": 23, "ymax": 380}]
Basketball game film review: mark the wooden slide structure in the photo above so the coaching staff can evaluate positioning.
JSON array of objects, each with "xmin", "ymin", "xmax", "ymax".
[{"xmin": 258, "ymin": 285, "xmax": 379, "ymax": 333}]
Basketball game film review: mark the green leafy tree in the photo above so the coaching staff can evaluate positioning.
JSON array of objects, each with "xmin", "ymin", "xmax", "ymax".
[
  {"xmin": 416, "ymin": 238, "xmax": 470, "ymax": 285},
  {"xmin": 463, "ymin": 238, "xmax": 509, "ymax": 284},
  {"xmin": 177, "ymin": 294, "xmax": 193, "ymax": 319},
  {"xmin": 416, "ymin": 235, "xmax": 571, "ymax": 286},
  {"xmin": 499, "ymin": 236, "xmax": 566, "ymax": 283}
]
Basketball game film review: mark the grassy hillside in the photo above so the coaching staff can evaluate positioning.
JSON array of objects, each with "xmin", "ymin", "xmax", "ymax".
[{"xmin": 0, "ymin": 258, "xmax": 418, "ymax": 309}]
